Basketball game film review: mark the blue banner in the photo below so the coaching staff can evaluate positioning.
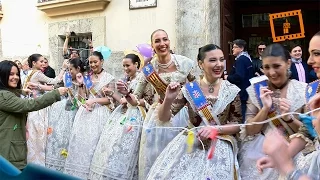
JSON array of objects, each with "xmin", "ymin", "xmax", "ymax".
[
  {"xmin": 84, "ymin": 73, "xmax": 93, "ymax": 89},
  {"xmin": 64, "ymin": 71, "xmax": 73, "ymax": 88},
  {"xmin": 253, "ymin": 80, "xmax": 268, "ymax": 108},
  {"xmin": 185, "ymin": 82, "xmax": 208, "ymax": 110},
  {"xmin": 142, "ymin": 64, "xmax": 154, "ymax": 77}
]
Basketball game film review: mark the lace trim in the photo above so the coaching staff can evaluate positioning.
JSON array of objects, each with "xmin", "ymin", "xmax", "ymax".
[{"xmin": 290, "ymin": 133, "xmax": 314, "ymax": 147}]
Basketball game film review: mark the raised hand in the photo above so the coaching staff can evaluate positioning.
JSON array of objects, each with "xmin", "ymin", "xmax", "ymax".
[
  {"xmin": 261, "ymin": 130, "xmax": 294, "ymax": 175},
  {"xmin": 164, "ymin": 82, "xmax": 181, "ymax": 102},
  {"xmin": 76, "ymin": 73, "xmax": 84, "ymax": 85},
  {"xmin": 260, "ymin": 87, "xmax": 273, "ymax": 110},
  {"xmin": 116, "ymin": 80, "xmax": 129, "ymax": 95},
  {"xmin": 62, "ymin": 59, "xmax": 70, "ymax": 69}
]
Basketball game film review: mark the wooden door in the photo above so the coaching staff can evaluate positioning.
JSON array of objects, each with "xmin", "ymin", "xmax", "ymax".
[{"xmin": 220, "ymin": 0, "xmax": 235, "ymax": 73}]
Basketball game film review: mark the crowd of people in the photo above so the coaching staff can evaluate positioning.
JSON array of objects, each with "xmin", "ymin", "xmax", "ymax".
[{"xmin": 0, "ymin": 29, "xmax": 319, "ymax": 180}]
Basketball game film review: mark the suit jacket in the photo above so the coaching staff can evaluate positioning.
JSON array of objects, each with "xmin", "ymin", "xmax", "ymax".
[
  {"xmin": 252, "ymin": 57, "xmax": 263, "ymax": 76},
  {"xmin": 290, "ymin": 61, "xmax": 310, "ymax": 83},
  {"xmin": 227, "ymin": 55, "xmax": 254, "ymax": 101}
]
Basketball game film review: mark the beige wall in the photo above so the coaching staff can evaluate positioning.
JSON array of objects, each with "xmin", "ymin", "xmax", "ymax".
[
  {"xmin": 0, "ymin": 0, "xmax": 177, "ymax": 60},
  {"xmin": 0, "ymin": 0, "xmax": 50, "ymax": 58}
]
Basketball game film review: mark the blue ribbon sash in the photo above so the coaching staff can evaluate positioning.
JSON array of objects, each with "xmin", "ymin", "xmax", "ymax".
[
  {"xmin": 142, "ymin": 64, "xmax": 168, "ymax": 96},
  {"xmin": 185, "ymin": 82, "xmax": 216, "ymax": 124}
]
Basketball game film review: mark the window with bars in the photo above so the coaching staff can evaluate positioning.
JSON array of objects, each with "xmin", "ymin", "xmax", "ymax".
[{"xmin": 62, "ymin": 32, "xmax": 92, "ymax": 61}]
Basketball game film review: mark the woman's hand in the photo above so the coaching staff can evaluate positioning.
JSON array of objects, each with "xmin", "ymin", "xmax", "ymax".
[
  {"xmin": 279, "ymin": 98, "xmax": 291, "ymax": 120},
  {"xmin": 198, "ymin": 126, "xmax": 216, "ymax": 140},
  {"xmin": 256, "ymin": 156, "xmax": 275, "ymax": 174},
  {"xmin": 76, "ymin": 73, "xmax": 84, "ymax": 85},
  {"xmin": 58, "ymin": 87, "xmax": 68, "ymax": 96},
  {"xmin": 27, "ymin": 82, "xmax": 38, "ymax": 90},
  {"xmin": 22, "ymin": 89, "xmax": 32, "ymax": 95},
  {"xmin": 83, "ymin": 98, "xmax": 95, "ymax": 111},
  {"xmin": 260, "ymin": 87, "xmax": 273, "ymax": 110},
  {"xmin": 262, "ymin": 130, "xmax": 294, "ymax": 175},
  {"xmin": 62, "ymin": 59, "xmax": 70, "ymax": 69},
  {"xmin": 116, "ymin": 80, "xmax": 129, "ymax": 95},
  {"xmin": 164, "ymin": 82, "xmax": 181, "ymax": 102}
]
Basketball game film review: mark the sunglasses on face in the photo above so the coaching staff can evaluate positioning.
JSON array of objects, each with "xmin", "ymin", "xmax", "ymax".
[{"xmin": 258, "ymin": 48, "xmax": 265, "ymax": 51}]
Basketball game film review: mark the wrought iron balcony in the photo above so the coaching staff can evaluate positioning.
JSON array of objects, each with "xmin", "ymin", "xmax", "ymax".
[{"xmin": 37, "ymin": 0, "xmax": 110, "ymax": 17}]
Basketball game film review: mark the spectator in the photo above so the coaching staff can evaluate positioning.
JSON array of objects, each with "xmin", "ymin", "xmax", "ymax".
[
  {"xmin": 290, "ymin": 44, "xmax": 310, "ymax": 83},
  {"xmin": 43, "ymin": 58, "xmax": 56, "ymax": 78},
  {"xmin": 63, "ymin": 32, "xmax": 80, "ymax": 60},
  {"xmin": 20, "ymin": 58, "xmax": 30, "ymax": 86},
  {"xmin": 252, "ymin": 42, "xmax": 266, "ymax": 76},
  {"xmin": 225, "ymin": 39, "xmax": 253, "ymax": 121}
]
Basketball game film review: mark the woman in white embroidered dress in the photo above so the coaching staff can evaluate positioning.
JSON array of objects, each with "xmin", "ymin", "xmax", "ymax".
[
  {"xmin": 89, "ymin": 52, "xmax": 154, "ymax": 180},
  {"xmin": 238, "ymin": 43, "xmax": 309, "ymax": 180},
  {"xmin": 256, "ymin": 31, "xmax": 320, "ymax": 180},
  {"xmin": 147, "ymin": 44, "xmax": 242, "ymax": 180},
  {"xmin": 45, "ymin": 58, "xmax": 86, "ymax": 172},
  {"xmin": 116, "ymin": 29, "xmax": 196, "ymax": 180},
  {"xmin": 63, "ymin": 51, "xmax": 120, "ymax": 179},
  {"xmin": 25, "ymin": 53, "xmax": 68, "ymax": 166}
]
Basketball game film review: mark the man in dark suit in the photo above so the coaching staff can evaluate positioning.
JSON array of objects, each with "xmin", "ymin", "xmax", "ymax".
[
  {"xmin": 225, "ymin": 39, "xmax": 254, "ymax": 121},
  {"xmin": 289, "ymin": 45, "xmax": 310, "ymax": 83},
  {"xmin": 43, "ymin": 58, "xmax": 56, "ymax": 78}
]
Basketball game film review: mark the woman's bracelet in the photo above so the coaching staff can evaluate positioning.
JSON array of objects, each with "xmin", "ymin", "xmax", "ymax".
[{"xmin": 281, "ymin": 115, "xmax": 294, "ymax": 123}]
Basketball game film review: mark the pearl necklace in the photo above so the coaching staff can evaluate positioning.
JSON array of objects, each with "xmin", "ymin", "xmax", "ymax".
[
  {"xmin": 202, "ymin": 76, "xmax": 220, "ymax": 93},
  {"xmin": 156, "ymin": 59, "xmax": 173, "ymax": 69}
]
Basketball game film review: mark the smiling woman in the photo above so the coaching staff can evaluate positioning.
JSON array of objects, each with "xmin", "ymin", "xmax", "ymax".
[
  {"xmin": 238, "ymin": 43, "xmax": 309, "ymax": 179},
  {"xmin": 116, "ymin": 29, "xmax": 196, "ymax": 179},
  {"xmin": 0, "ymin": 60, "xmax": 68, "ymax": 170}
]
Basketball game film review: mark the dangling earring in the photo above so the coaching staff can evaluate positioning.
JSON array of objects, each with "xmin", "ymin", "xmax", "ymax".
[
  {"xmin": 200, "ymin": 67, "xmax": 204, "ymax": 74},
  {"xmin": 287, "ymin": 68, "xmax": 292, "ymax": 78}
]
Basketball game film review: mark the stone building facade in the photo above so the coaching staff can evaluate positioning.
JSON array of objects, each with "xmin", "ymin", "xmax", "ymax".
[{"xmin": 0, "ymin": 0, "xmax": 221, "ymax": 79}]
